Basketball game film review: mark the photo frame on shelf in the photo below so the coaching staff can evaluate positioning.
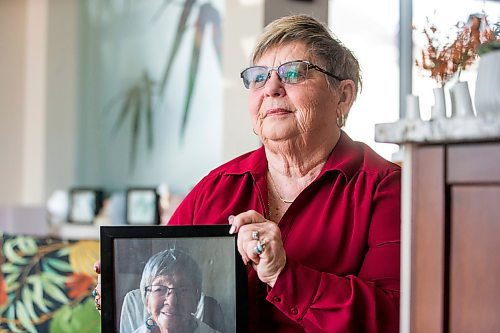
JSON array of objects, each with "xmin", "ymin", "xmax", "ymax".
[
  {"xmin": 100, "ymin": 225, "xmax": 247, "ymax": 333},
  {"xmin": 68, "ymin": 188, "xmax": 103, "ymax": 224},
  {"xmin": 126, "ymin": 188, "xmax": 159, "ymax": 225}
]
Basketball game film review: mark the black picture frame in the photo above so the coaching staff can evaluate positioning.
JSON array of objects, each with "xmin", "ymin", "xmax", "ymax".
[
  {"xmin": 126, "ymin": 188, "xmax": 160, "ymax": 225},
  {"xmin": 100, "ymin": 225, "xmax": 248, "ymax": 333},
  {"xmin": 68, "ymin": 188, "xmax": 103, "ymax": 224}
]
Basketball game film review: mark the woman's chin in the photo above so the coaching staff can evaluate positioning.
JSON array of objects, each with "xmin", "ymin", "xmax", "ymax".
[{"xmin": 157, "ymin": 313, "xmax": 185, "ymax": 331}]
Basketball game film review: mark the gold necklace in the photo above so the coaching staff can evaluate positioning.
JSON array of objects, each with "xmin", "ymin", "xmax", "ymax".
[{"xmin": 268, "ymin": 171, "xmax": 294, "ymax": 204}]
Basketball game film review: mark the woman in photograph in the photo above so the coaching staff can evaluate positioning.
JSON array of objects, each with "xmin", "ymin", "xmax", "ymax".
[
  {"xmin": 95, "ymin": 14, "xmax": 400, "ymax": 332},
  {"xmin": 130, "ymin": 249, "xmax": 220, "ymax": 333}
]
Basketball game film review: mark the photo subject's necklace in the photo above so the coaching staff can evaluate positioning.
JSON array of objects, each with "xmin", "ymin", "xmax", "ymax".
[{"xmin": 268, "ymin": 171, "xmax": 294, "ymax": 204}]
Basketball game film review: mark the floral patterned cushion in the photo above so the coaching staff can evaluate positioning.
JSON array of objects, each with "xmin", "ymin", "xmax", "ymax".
[{"xmin": 0, "ymin": 234, "xmax": 100, "ymax": 333}]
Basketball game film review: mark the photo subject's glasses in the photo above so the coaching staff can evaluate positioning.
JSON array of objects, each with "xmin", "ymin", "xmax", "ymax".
[
  {"xmin": 240, "ymin": 60, "xmax": 344, "ymax": 89},
  {"xmin": 145, "ymin": 285, "xmax": 193, "ymax": 298}
]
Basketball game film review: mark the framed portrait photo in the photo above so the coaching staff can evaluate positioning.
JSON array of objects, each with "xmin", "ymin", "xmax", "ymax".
[
  {"xmin": 68, "ymin": 188, "xmax": 103, "ymax": 224},
  {"xmin": 100, "ymin": 225, "xmax": 248, "ymax": 333},
  {"xmin": 126, "ymin": 188, "xmax": 159, "ymax": 225}
]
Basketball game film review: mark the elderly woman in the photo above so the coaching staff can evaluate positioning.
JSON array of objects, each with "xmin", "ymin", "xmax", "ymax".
[
  {"xmin": 95, "ymin": 14, "xmax": 400, "ymax": 332},
  {"xmin": 130, "ymin": 249, "xmax": 219, "ymax": 333}
]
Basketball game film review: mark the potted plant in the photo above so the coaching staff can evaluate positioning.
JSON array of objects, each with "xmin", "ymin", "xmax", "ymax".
[{"xmin": 415, "ymin": 13, "xmax": 498, "ymax": 118}]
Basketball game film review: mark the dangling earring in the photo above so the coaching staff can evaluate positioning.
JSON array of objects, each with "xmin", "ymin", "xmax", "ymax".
[
  {"xmin": 336, "ymin": 113, "xmax": 346, "ymax": 128},
  {"xmin": 145, "ymin": 317, "xmax": 157, "ymax": 330},
  {"xmin": 252, "ymin": 128, "xmax": 258, "ymax": 136}
]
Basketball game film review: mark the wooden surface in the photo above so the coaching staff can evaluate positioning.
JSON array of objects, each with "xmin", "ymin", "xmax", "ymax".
[
  {"xmin": 410, "ymin": 141, "xmax": 500, "ymax": 333},
  {"xmin": 411, "ymin": 146, "xmax": 445, "ymax": 333},
  {"xmin": 450, "ymin": 186, "xmax": 500, "ymax": 333},
  {"xmin": 447, "ymin": 143, "xmax": 500, "ymax": 183}
]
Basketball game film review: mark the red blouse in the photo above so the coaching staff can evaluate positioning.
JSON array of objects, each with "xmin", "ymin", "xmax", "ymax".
[{"xmin": 169, "ymin": 131, "xmax": 401, "ymax": 332}]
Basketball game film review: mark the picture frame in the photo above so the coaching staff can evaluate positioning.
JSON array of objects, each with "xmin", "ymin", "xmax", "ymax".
[
  {"xmin": 126, "ymin": 188, "xmax": 159, "ymax": 225},
  {"xmin": 68, "ymin": 188, "xmax": 103, "ymax": 224},
  {"xmin": 100, "ymin": 225, "xmax": 248, "ymax": 333}
]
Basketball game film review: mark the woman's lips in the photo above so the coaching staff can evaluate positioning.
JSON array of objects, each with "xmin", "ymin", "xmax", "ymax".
[
  {"xmin": 266, "ymin": 108, "xmax": 292, "ymax": 116},
  {"xmin": 161, "ymin": 311, "xmax": 180, "ymax": 316}
]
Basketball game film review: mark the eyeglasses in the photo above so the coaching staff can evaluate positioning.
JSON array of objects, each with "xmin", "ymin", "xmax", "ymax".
[
  {"xmin": 145, "ymin": 285, "xmax": 193, "ymax": 298},
  {"xmin": 240, "ymin": 60, "xmax": 344, "ymax": 89}
]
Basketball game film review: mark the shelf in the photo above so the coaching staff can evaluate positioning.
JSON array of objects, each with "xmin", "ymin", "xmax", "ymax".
[
  {"xmin": 49, "ymin": 223, "xmax": 101, "ymax": 240},
  {"xmin": 375, "ymin": 114, "xmax": 500, "ymax": 144}
]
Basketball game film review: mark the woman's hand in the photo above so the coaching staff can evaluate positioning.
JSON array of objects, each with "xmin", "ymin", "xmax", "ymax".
[
  {"xmin": 93, "ymin": 261, "xmax": 101, "ymax": 313},
  {"xmin": 229, "ymin": 210, "xmax": 286, "ymax": 287}
]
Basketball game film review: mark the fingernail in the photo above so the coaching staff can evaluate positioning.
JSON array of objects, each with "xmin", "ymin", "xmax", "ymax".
[
  {"xmin": 229, "ymin": 224, "xmax": 236, "ymax": 234},
  {"xmin": 228, "ymin": 215, "xmax": 234, "ymax": 224}
]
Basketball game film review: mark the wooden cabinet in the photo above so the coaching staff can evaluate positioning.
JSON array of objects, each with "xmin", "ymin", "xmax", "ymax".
[{"xmin": 410, "ymin": 142, "xmax": 500, "ymax": 333}]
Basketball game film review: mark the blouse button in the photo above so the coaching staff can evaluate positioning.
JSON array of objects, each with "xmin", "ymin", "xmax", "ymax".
[
  {"xmin": 273, "ymin": 296, "xmax": 281, "ymax": 303},
  {"xmin": 290, "ymin": 307, "xmax": 298, "ymax": 315}
]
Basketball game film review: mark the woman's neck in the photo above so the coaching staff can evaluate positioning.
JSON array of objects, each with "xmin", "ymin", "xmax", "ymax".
[{"xmin": 265, "ymin": 131, "xmax": 340, "ymax": 178}]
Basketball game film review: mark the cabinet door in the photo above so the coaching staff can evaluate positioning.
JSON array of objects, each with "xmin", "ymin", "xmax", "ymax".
[
  {"xmin": 450, "ymin": 186, "xmax": 500, "ymax": 333},
  {"xmin": 411, "ymin": 146, "xmax": 445, "ymax": 333}
]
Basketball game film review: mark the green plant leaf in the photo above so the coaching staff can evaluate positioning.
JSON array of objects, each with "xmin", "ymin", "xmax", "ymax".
[
  {"xmin": 30, "ymin": 276, "xmax": 50, "ymax": 313},
  {"xmin": 3, "ymin": 241, "xmax": 28, "ymax": 265},
  {"xmin": 159, "ymin": 0, "xmax": 196, "ymax": 92},
  {"xmin": 49, "ymin": 298, "xmax": 101, "ymax": 333},
  {"xmin": 6, "ymin": 306, "xmax": 23, "ymax": 333},
  {"xmin": 42, "ymin": 271, "xmax": 68, "ymax": 287},
  {"xmin": 16, "ymin": 237, "xmax": 38, "ymax": 256},
  {"xmin": 21, "ymin": 286, "xmax": 39, "ymax": 322},
  {"xmin": 42, "ymin": 260, "xmax": 57, "ymax": 275},
  {"xmin": 16, "ymin": 301, "xmax": 37, "ymax": 333},
  {"xmin": 46, "ymin": 258, "xmax": 73, "ymax": 273},
  {"xmin": 5, "ymin": 272, "xmax": 21, "ymax": 289},
  {"xmin": 6, "ymin": 281, "xmax": 20, "ymax": 293},
  {"xmin": 1, "ymin": 262, "xmax": 20, "ymax": 274},
  {"xmin": 41, "ymin": 278, "xmax": 69, "ymax": 304},
  {"xmin": 144, "ymin": 72, "xmax": 154, "ymax": 150},
  {"xmin": 56, "ymin": 248, "xmax": 70, "ymax": 257},
  {"xmin": 129, "ymin": 88, "xmax": 141, "ymax": 170}
]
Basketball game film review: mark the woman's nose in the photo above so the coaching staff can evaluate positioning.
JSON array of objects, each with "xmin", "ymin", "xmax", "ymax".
[
  {"xmin": 164, "ymin": 290, "xmax": 179, "ymax": 304},
  {"xmin": 264, "ymin": 71, "xmax": 286, "ymax": 97}
]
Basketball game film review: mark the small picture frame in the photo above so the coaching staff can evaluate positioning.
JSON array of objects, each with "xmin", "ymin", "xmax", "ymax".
[
  {"xmin": 100, "ymin": 225, "xmax": 247, "ymax": 333},
  {"xmin": 126, "ymin": 188, "xmax": 159, "ymax": 225},
  {"xmin": 68, "ymin": 188, "xmax": 103, "ymax": 224}
]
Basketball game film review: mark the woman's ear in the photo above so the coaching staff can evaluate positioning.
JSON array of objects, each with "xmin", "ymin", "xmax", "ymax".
[{"xmin": 337, "ymin": 79, "xmax": 356, "ymax": 115}]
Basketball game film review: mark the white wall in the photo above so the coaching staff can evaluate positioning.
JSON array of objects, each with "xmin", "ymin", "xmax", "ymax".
[
  {"xmin": 0, "ymin": 0, "xmax": 27, "ymax": 204},
  {"xmin": 265, "ymin": 0, "xmax": 328, "ymax": 25},
  {"xmin": 0, "ymin": 0, "xmax": 333, "ymax": 205},
  {"xmin": 45, "ymin": 0, "xmax": 77, "ymax": 202},
  {"xmin": 222, "ymin": 0, "xmax": 264, "ymax": 162}
]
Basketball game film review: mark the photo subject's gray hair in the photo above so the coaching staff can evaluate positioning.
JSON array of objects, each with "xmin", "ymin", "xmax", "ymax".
[
  {"xmin": 251, "ymin": 14, "xmax": 362, "ymax": 96},
  {"xmin": 139, "ymin": 248, "xmax": 202, "ymax": 303}
]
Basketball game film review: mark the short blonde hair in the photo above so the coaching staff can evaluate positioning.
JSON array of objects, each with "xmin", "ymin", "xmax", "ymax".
[{"xmin": 251, "ymin": 15, "xmax": 362, "ymax": 94}]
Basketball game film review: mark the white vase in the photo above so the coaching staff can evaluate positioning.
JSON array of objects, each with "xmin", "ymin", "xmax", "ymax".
[
  {"xmin": 450, "ymin": 81, "xmax": 475, "ymax": 117},
  {"xmin": 406, "ymin": 94, "xmax": 421, "ymax": 120},
  {"xmin": 431, "ymin": 87, "xmax": 446, "ymax": 119},
  {"xmin": 475, "ymin": 50, "xmax": 500, "ymax": 117}
]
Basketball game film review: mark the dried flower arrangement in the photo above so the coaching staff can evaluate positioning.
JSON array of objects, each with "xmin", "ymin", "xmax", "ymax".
[{"xmin": 415, "ymin": 13, "xmax": 499, "ymax": 86}]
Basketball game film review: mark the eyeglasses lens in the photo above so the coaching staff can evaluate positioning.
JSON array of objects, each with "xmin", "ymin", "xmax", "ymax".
[{"xmin": 242, "ymin": 61, "xmax": 309, "ymax": 89}]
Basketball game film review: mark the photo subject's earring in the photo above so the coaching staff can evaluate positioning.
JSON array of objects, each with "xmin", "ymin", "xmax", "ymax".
[
  {"xmin": 252, "ymin": 127, "xmax": 258, "ymax": 135},
  {"xmin": 146, "ymin": 317, "xmax": 157, "ymax": 330},
  {"xmin": 336, "ymin": 113, "xmax": 346, "ymax": 128}
]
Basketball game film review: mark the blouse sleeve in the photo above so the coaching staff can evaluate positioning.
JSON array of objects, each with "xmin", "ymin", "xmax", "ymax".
[{"xmin": 266, "ymin": 170, "xmax": 401, "ymax": 333}]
